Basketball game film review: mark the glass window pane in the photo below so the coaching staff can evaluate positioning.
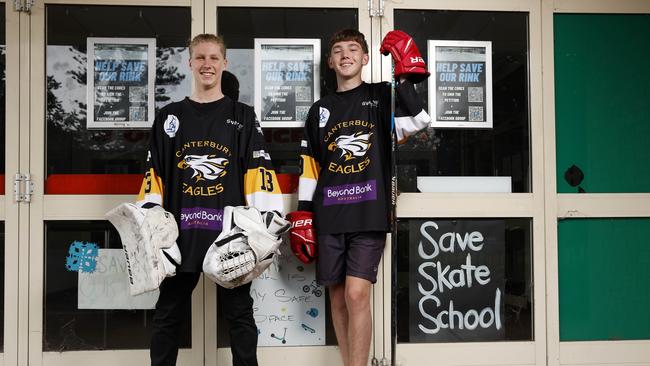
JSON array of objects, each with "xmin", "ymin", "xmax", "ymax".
[
  {"xmin": 45, "ymin": 5, "xmax": 191, "ymax": 194},
  {"xmin": 554, "ymin": 14, "xmax": 650, "ymax": 193},
  {"xmin": 397, "ymin": 218, "xmax": 533, "ymax": 343},
  {"xmin": 44, "ymin": 221, "xmax": 191, "ymax": 351},
  {"xmin": 558, "ymin": 218, "xmax": 650, "ymax": 341},
  {"xmin": 394, "ymin": 10, "xmax": 531, "ymax": 193},
  {"xmin": 217, "ymin": 7, "xmax": 358, "ymax": 178}
]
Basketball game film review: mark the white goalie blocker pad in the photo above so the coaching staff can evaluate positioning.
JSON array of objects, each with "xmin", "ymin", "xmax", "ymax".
[
  {"xmin": 203, "ymin": 206, "xmax": 290, "ymax": 289},
  {"xmin": 106, "ymin": 203, "xmax": 181, "ymax": 295}
]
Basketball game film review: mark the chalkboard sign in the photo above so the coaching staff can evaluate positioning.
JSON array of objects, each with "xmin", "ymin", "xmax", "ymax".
[{"xmin": 408, "ymin": 219, "xmax": 505, "ymax": 342}]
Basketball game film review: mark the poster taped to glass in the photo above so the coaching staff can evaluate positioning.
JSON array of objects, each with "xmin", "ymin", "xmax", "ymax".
[
  {"xmin": 255, "ymin": 38, "xmax": 320, "ymax": 128},
  {"xmin": 428, "ymin": 40, "xmax": 493, "ymax": 128},
  {"xmin": 87, "ymin": 38, "xmax": 156, "ymax": 129}
]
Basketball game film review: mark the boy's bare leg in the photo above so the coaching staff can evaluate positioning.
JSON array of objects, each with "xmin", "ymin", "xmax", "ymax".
[
  {"xmin": 345, "ymin": 276, "xmax": 372, "ymax": 366},
  {"xmin": 329, "ymin": 282, "xmax": 350, "ymax": 366}
]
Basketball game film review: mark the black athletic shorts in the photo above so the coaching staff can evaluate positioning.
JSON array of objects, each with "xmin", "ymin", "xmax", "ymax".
[{"xmin": 316, "ymin": 231, "xmax": 387, "ymax": 286}]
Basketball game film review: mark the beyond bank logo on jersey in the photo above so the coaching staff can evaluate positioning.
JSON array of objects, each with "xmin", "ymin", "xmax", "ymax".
[
  {"xmin": 323, "ymin": 120, "xmax": 374, "ymax": 174},
  {"xmin": 323, "ymin": 179, "xmax": 377, "ymax": 206},
  {"xmin": 180, "ymin": 207, "xmax": 224, "ymax": 231},
  {"xmin": 176, "ymin": 140, "xmax": 232, "ymax": 196}
]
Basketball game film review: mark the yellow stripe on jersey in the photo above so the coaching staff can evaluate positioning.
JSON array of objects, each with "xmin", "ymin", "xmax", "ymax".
[
  {"xmin": 137, "ymin": 168, "xmax": 164, "ymax": 203},
  {"xmin": 300, "ymin": 154, "xmax": 321, "ymax": 180},
  {"xmin": 244, "ymin": 167, "xmax": 282, "ymax": 195}
]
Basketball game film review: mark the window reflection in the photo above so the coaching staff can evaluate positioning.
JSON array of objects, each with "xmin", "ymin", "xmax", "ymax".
[
  {"xmin": 45, "ymin": 5, "xmax": 191, "ymax": 194},
  {"xmin": 395, "ymin": 10, "xmax": 531, "ymax": 193},
  {"xmin": 44, "ymin": 221, "xmax": 191, "ymax": 351},
  {"xmin": 218, "ymin": 7, "xmax": 358, "ymax": 177}
]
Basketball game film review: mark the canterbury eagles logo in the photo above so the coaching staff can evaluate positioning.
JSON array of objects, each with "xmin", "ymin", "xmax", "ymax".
[
  {"xmin": 178, "ymin": 155, "xmax": 229, "ymax": 182},
  {"xmin": 328, "ymin": 132, "xmax": 373, "ymax": 161}
]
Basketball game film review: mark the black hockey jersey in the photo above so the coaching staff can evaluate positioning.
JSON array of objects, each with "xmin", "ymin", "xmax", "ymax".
[
  {"xmin": 298, "ymin": 81, "xmax": 430, "ymax": 234},
  {"xmin": 137, "ymin": 97, "xmax": 283, "ymax": 272}
]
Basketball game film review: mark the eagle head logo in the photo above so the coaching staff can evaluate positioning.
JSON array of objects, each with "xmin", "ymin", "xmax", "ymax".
[
  {"xmin": 178, "ymin": 155, "xmax": 229, "ymax": 182},
  {"xmin": 327, "ymin": 132, "xmax": 373, "ymax": 161}
]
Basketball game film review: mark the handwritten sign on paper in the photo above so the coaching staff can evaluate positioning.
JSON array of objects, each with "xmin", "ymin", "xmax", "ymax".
[
  {"xmin": 78, "ymin": 249, "xmax": 158, "ymax": 309},
  {"xmin": 251, "ymin": 241, "xmax": 325, "ymax": 346}
]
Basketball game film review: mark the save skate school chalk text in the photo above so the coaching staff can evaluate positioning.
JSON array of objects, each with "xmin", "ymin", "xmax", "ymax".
[{"xmin": 416, "ymin": 221, "xmax": 502, "ymax": 334}]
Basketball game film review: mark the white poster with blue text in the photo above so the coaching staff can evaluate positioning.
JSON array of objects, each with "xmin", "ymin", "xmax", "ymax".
[
  {"xmin": 254, "ymin": 38, "xmax": 320, "ymax": 128},
  {"xmin": 87, "ymin": 37, "xmax": 156, "ymax": 129},
  {"xmin": 427, "ymin": 40, "xmax": 493, "ymax": 129},
  {"xmin": 409, "ymin": 219, "xmax": 505, "ymax": 342},
  {"xmin": 78, "ymin": 249, "xmax": 159, "ymax": 309}
]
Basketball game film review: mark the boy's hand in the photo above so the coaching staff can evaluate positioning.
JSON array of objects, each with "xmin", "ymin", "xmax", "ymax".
[
  {"xmin": 380, "ymin": 30, "xmax": 430, "ymax": 83},
  {"xmin": 286, "ymin": 211, "xmax": 317, "ymax": 264}
]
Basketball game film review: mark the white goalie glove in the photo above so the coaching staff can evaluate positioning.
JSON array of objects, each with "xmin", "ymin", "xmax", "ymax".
[
  {"xmin": 203, "ymin": 206, "xmax": 290, "ymax": 288},
  {"xmin": 106, "ymin": 203, "xmax": 182, "ymax": 295}
]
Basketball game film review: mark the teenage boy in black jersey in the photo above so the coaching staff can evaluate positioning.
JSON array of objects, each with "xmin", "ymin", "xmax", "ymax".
[
  {"xmin": 141, "ymin": 34, "xmax": 283, "ymax": 366},
  {"xmin": 287, "ymin": 29, "xmax": 430, "ymax": 366}
]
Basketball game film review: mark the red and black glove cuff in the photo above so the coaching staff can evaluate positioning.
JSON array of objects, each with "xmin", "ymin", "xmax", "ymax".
[{"xmin": 380, "ymin": 30, "xmax": 430, "ymax": 83}]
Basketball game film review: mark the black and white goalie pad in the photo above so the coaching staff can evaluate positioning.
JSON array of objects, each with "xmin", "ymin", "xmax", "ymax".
[
  {"xmin": 203, "ymin": 206, "xmax": 290, "ymax": 289},
  {"xmin": 106, "ymin": 203, "xmax": 181, "ymax": 295}
]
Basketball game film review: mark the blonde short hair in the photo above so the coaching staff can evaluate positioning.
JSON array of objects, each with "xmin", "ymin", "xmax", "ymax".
[{"xmin": 189, "ymin": 34, "xmax": 226, "ymax": 57}]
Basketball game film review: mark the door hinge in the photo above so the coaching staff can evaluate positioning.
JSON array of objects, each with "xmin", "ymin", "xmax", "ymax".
[
  {"xmin": 14, "ymin": 173, "xmax": 34, "ymax": 203},
  {"xmin": 368, "ymin": 0, "xmax": 384, "ymax": 17},
  {"xmin": 14, "ymin": 0, "xmax": 34, "ymax": 13},
  {"xmin": 371, "ymin": 357, "xmax": 392, "ymax": 366}
]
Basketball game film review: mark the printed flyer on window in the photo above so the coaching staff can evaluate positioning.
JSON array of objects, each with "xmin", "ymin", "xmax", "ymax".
[
  {"xmin": 428, "ymin": 40, "xmax": 493, "ymax": 128},
  {"xmin": 87, "ymin": 37, "xmax": 156, "ymax": 129}
]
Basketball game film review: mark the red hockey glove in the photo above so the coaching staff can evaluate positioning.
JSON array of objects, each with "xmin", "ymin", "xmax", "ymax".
[
  {"xmin": 286, "ymin": 211, "xmax": 317, "ymax": 264},
  {"xmin": 380, "ymin": 30, "xmax": 429, "ymax": 83}
]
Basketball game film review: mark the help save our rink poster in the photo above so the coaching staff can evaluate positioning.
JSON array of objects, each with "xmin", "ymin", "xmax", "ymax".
[
  {"xmin": 87, "ymin": 37, "xmax": 156, "ymax": 129},
  {"xmin": 428, "ymin": 40, "xmax": 493, "ymax": 129},
  {"xmin": 250, "ymin": 238, "xmax": 326, "ymax": 346},
  {"xmin": 254, "ymin": 38, "xmax": 320, "ymax": 128}
]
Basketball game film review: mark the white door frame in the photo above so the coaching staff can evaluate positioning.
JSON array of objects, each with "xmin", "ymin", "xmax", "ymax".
[{"xmin": 4, "ymin": 1, "xmax": 23, "ymax": 365}]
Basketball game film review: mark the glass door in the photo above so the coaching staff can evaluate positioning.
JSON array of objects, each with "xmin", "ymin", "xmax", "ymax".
[
  {"xmin": 28, "ymin": 1, "xmax": 202, "ymax": 365},
  {"xmin": 380, "ymin": 0, "xmax": 546, "ymax": 365}
]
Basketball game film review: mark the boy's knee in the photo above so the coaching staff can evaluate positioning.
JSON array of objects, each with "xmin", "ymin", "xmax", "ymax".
[{"xmin": 344, "ymin": 285, "xmax": 370, "ymax": 309}]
